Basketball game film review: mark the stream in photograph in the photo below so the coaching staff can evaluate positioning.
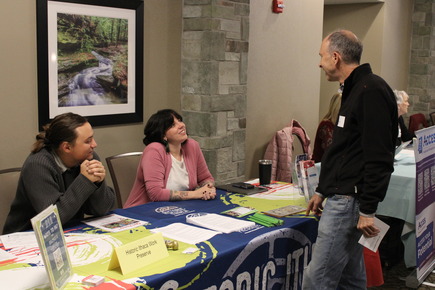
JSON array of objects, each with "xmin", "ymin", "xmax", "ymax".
[{"xmin": 63, "ymin": 51, "xmax": 119, "ymax": 106}]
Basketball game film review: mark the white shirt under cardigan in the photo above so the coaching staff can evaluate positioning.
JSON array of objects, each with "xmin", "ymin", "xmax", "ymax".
[{"xmin": 166, "ymin": 155, "xmax": 189, "ymax": 191}]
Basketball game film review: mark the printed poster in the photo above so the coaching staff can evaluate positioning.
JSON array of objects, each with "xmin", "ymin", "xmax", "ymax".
[
  {"xmin": 414, "ymin": 127, "xmax": 435, "ymax": 280},
  {"xmin": 31, "ymin": 204, "xmax": 72, "ymax": 289}
]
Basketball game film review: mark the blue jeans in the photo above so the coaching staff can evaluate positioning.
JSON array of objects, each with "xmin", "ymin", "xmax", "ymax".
[{"xmin": 302, "ymin": 195, "xmax": 366, "ymax": 290}]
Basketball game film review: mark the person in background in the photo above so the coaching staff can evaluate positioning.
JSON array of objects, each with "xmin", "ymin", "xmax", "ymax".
[
  {"xmin": 3, "ymin": 112, "xmax": 115, "ymax": 234},
  {"xmin": 124, "ymin": 109, "xmax": 215, "ymax": 208},
  {"xmin": 394, "ymin": 89, "xmax": 414, "ymax": 145},
  {"xmin": 312, "ymin": 92, "xmax": 342, "ymax": 163},
  {"xmin": 303, "ymin": 30, "xmax": 398, "ymax": 289}
]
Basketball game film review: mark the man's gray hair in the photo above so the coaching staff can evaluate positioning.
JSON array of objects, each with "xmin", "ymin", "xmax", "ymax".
[{"xmin": 327, "ymin": 30, "xmax": 363, "ymax": 65}]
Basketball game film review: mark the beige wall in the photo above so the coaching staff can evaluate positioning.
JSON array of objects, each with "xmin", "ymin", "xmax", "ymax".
[
  {"xmin": 0, "ymin": 1, "xmax": 414, "ymax": 184},
  {"xmin": 0, "ymin": 1, "xmax": 181, "ymax": 186},
  {"xmin": 379, "ymin": 0, "xmax": 413, "ymax": 90},
  {"xmin": 319, "ymin": 0, "xmax": 413, "ymax": 121},
  {"xmin": 245, "ymin": 1, "xmax": 324, "ymax": 179}
]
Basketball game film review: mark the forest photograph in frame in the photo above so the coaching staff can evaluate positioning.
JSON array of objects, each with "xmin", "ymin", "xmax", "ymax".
[{"xmin": 36, "ymin": 0, "xmax": 143, "ymax": 128}]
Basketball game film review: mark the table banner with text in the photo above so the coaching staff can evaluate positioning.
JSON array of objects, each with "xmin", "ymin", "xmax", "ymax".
[{"xmin": 414, "ymin": 127, "xmax": 435, "ymax": 280}]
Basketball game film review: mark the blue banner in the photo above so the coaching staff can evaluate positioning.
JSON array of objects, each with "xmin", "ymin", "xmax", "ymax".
[{"xmin": 414, "ymin": 127, "xmax": 435, "ymax": 280}]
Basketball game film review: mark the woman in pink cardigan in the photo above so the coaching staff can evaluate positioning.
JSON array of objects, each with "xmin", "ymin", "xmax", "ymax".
[{"xmin": 124, "ymin": 109, "xmax": 216, "ymax": 208}]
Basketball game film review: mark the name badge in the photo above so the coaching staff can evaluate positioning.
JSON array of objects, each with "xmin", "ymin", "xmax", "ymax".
[{"xmin": 338, "ymin": 115, "xmax": 345, "ymax": 128}]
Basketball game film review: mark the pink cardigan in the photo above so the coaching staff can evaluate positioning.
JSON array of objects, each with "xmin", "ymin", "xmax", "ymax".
[{"xmin": 123, "ymin": 139, "xmax": 214, "ymax": 208}]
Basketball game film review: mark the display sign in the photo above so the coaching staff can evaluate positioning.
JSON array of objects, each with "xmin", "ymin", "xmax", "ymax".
[
  {"xmin": 414, "ymin": 128, "xmax": 435, "ymax": 281},
  {"xmin": 108, "ymin": 232, "xmax": 168, "ymax": 275},
  {"xmin": 31, "ymin": 204, "xmax": 72, "ymax": 289}
]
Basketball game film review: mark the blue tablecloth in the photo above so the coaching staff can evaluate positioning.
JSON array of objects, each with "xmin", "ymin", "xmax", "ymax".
[{"xmin": 111, "ymin": 191, "xmax": 319, "ymax": 289}]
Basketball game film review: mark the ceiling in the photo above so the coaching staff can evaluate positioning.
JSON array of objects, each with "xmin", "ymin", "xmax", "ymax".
[{"xmin": 325, "ymin": 0, "xmax": 384, "ymax": 4}]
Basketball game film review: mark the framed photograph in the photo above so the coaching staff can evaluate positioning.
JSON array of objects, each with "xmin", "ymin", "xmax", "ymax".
[{"xmin": 36, "ymin": 0, "xmax": 144, "ymax": 128}]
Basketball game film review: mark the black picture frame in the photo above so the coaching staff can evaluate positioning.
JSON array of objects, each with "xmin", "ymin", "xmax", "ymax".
[{"xmin": 36, "ymin": 0, "xmax": 143, "ymax": 128}]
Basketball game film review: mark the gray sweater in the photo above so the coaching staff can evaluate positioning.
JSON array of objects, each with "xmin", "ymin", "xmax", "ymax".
[{"xmin": 3, "ymin": 148, "xmax": 115, "ymax": 234}]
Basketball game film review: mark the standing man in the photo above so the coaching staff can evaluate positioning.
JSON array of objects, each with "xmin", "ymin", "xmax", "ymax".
[
  {"xmin": 3, "ymin": 112, "xmax": 115, "ymax": 234},
  {"xmin": 303, "ymin": 30, "xmax": 398, "ymax": 289}
]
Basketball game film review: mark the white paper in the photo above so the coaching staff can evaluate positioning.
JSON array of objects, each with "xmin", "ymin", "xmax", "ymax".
[
  {"xmin": 83, "ymin": 214, "xmax": 148, "ymax": 232},
  {"xmin": 358, "ymin": 217, "xmax": 390, "ymax": 252},
  {"xmin": 183, "ymin": 247, "xmax": 199, "ymax": 254},
  {"xmin": 150, "ymin": 223, "xmax": 219, "ymax": 244},
  {"xmin": 0, "ymin": 248, "xmax": 15, "ymax": 262},
  {"xmin": 0, "ymin": 232, "xmax": 38, "ymax": 250},
  {"xmin": 186, "ymin": 213, "xmax": 256, "ymax": 234},
  {"xmin": 246, "ymin": 181, "xmax": 304, "ymax": 200}
]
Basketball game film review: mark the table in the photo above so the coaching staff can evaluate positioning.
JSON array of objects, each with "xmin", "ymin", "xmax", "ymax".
[
  {"xmin": 377, "ymin": 148, "xmax": 417, "ymax": 267},
  {"xmin": 0, "ymin": 186, "xmax": 318, "ymax": 289}
]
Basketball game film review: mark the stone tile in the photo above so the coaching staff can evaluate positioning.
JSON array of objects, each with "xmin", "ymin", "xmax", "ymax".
[
  {"xmin": 182, "ymin": 61, "xmax": 219, "ymax": 94},
  {"xmin": 219, "ymin": 61, "xmax": 240, "ymax": 85},
  {"xmin": 220, "ymin": 19, "xmax": 241, "ymax": 33},
  {"xmin": 184, "ymin": 0, "xmax": 211, "ymax": 5},
  {"xmin": 225, "ymin": 52, "xmax": 241, "ymax": 61},
  {"xmin": 212, "ymin": 4, "xmax": 237, "ymax": 20},
  {"xmin": 235, "ymin": 3, "xmax": 250, "ymax": 16},
  {"xmin": 227, "ymin": 118, "xmax": 240, "ymax": 130},
  {"xmin": 181, "ymin": 95, "xmax": 202, "ymax": 111},
  {"xmin": 183, "ymin": 6, "xmax": 203, "ymax": 18},
  {"xmin": 183, "ymin": 111, "xmax": 216, "ymax": 137},
  {"xmin": 232, "ymin": 130, "xmax": 245, "ymax": 161},
  {"xmin": 228, "ymin": 85, "xmax": 247, "ymax": 94}
]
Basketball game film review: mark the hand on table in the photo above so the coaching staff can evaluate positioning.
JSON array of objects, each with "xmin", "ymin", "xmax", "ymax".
[{"xmin": 197, "ymin": 183, "xmax": 216, "ymax": 200}]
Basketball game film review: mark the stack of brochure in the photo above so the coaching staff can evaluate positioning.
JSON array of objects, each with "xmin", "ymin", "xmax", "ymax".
[
  {"xmin": 293, "ymin": 154, "xmax": 319, "ymax": 202},
  {"xmin": 299, "ymin": 159, "xmax": 319, "ymax": 201},
  {"xmin": 150, "ymin": 223, "xmax": 219, "ymax": 244},
  {"xmin": 186, "ymin": 213, "xmax": 255, "ymax": 234}
]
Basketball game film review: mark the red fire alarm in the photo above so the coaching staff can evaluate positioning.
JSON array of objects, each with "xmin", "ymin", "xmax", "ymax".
[{"xmin": 272, "ymin": 0, "xmax": 284, "ymax": 13}]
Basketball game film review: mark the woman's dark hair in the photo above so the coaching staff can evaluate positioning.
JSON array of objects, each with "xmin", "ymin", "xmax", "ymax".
[
  {"xmin": 32, "ymin": 112, "xmax": 88, "ymax": 153},
  {"xmin": 143, "ymin": 109, "xmax": 183, "ymax": 151}
]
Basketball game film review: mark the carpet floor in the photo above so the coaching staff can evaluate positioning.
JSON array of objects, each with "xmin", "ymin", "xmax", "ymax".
[{"xmin": 368, "ymin": 260, "xmax": 435, "ymax": 290}]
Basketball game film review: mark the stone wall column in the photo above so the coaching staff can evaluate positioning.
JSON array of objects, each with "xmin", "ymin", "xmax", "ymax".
[
  {"xmin": 408, "ymin": 0, "xmax": 434, "ymax": 121},
  {"xmin": 182, "ymin": 0, "xmax": 250, "ymax": 184}
]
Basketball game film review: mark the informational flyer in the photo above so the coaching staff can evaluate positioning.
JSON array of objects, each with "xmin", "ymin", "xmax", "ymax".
[
  {"xmin": 83, "ymin": 214, "xmax": 148, "ymax": 232},
  {"xmin": 221, "ymin": 207, "xmax": 257, "ymax": 218},
  {"xmin": 358, "ymin": 217, "xmax": 390, "ymax": 252},
  {"xmin": 31, "ymin": 205, "xmax": 72, "ymax": 290}
]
